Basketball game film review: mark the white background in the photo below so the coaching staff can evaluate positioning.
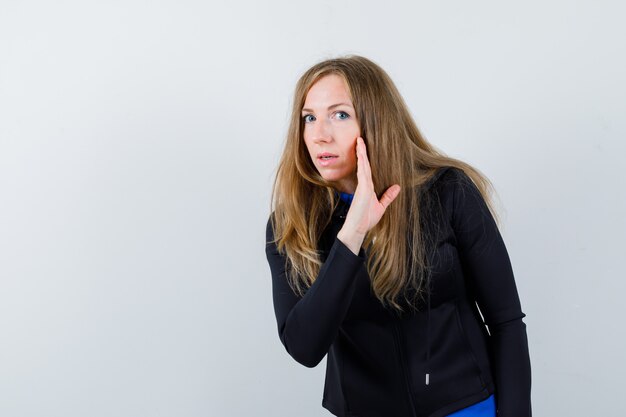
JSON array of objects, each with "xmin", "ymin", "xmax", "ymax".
[{"xmin": 1, "ymin": 1, "xmax": 625, "ymax": 416}]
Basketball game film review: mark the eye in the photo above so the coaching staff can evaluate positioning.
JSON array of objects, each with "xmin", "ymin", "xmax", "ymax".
[
  {"xmin": 303, "ymin": 114, "xmax": 315, "ymax": 123},
  {"xmin": 336, "ymin": 111, "xmax": 350, "ymax": 120}
]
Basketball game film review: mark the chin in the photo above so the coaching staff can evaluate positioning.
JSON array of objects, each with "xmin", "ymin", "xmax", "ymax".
[{"xmin": 320, "ymin": 174, "xmax": 344, "ymax": 183}]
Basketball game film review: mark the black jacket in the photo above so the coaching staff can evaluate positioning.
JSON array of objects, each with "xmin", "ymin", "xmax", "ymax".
[{"xmin": 265, "ymin": 167, "xmax": 531, "ymax": 417}]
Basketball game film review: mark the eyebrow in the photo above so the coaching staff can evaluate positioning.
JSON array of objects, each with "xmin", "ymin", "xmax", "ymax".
[{"xmin": 301, "ymin": 102, "xmax": 353, "ymax": 113}]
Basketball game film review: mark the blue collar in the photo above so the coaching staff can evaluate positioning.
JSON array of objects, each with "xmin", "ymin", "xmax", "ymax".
[{"xmin": 338, "ymin": 191, "xmax": 354, "ymax": 205}]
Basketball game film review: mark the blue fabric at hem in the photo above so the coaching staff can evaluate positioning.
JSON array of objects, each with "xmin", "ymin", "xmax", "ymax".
[{"xmin": 446, "ymin": 394, "xmax": 495, "ymax": 417}]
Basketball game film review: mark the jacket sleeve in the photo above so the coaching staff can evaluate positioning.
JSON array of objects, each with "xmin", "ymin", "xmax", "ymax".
[
  {"xmin": 265, "ymin": 214, "xmax": 365, "ymax": 368},
  {"xmin": 449, "ymin": 169, "xmax": 532, "ymax": 417}
]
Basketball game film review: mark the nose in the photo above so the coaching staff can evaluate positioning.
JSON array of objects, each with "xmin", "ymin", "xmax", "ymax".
[{"xmin": 310, "ymin": 119, "xmax": 332, "ymax": 143}]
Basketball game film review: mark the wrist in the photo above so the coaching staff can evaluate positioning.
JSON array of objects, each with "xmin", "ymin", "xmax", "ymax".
[{"xmin": 337, "ymin": 227, "xmax": 365, "ymax": 255}]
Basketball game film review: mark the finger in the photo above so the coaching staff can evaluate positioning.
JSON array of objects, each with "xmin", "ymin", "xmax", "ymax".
[
  {"xmin": 355, "ymin": 138, "xmax": 369, "ymax": 188},
  {"xmin": 358, "ymin": 137, "xmax": 372, "ymax": 177},
  {"xmin": 357, "ymin": 137, "xmax": 373, "ymax": 186},
  {"xmin": 355, "ymin": 139, "xmax": 364, "ymax": 184},
  {"xmin": 379, "ymin": 184, "xmax": 401, "ymax": 210}
]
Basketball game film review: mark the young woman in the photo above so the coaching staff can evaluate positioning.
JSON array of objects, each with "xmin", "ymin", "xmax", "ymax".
[{"xmin": 265, "ymin": 55, "xmax": 531, "ymax": 417}]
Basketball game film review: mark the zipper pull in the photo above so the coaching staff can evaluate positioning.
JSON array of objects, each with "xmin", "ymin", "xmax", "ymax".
[{"xmin": 425, "ymin": 373, "xmax": 430, "ymax": 385}]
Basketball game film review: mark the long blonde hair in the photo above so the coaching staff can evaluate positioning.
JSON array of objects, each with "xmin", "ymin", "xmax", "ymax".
[{"xmin": 269, "ymin": 55, "xmax": 500, "ymax": 313}]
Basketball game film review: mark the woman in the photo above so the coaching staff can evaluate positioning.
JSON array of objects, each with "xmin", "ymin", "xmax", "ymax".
[{"xmin": 265, "ymin": 55, "xmax": 531, "ymax": 417}]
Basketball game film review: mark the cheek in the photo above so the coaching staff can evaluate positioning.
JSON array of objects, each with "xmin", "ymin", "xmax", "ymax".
[
  {"xmin": 349, "ymin": 154, "xmax": 358, "ymax": 171},
  {"xmin": 302, "ymin": 139, "xmax": 314, "ymax": 157},
  {"xmin": 345, "ymin": 144, "xmax": 357, "ymax": 170}
]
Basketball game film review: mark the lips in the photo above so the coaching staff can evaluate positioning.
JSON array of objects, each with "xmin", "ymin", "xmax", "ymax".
[
  {"xmin": 317, "ymin": 152, "xmax": 339, "ymax": 167},
  {"xmin": 317, "ymin": 152, "xmax": 338, "ymax": 160}
]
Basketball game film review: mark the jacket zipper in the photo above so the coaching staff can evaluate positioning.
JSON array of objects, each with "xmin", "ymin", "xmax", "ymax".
[{"xmin": 393, "ymin": 322, "xmax": 418, "ymax": 417}]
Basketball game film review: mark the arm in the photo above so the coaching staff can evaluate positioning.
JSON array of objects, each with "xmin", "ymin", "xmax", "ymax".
[
  {"xmin": 265, "ymin": 215, "xmax": 365, "ymax": 368},
  {"xmin": 449, "ymin": 169, "xmax": 532, "ymax": 417}
]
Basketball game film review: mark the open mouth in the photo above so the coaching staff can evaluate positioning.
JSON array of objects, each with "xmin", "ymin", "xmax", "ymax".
[{"xmin": 317, "ymin": 154, "xmax": 339, "ymax": 167}]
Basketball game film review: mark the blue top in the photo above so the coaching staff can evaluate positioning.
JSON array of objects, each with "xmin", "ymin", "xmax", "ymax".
[
  {"xmin": 338, "ymin": 191, "xmax": 354, "ymax": 204},
  {"xmin": 337, "ymin": 190, "xmax": 496, "ymax": 416},
  {"xmin": 447, "ymin": 394, "xmax": 496, "ymax": 416}
]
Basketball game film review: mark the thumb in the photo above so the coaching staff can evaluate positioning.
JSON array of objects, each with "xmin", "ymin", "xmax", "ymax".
[{"xmin": 379, "ymin": 184, "xmax": 401, "ymax": 210}]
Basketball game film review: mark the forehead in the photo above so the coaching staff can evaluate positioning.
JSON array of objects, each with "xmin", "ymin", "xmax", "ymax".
[{"xmin": 303, "ymin": 74, "xmax": 352, "ymax": 107}]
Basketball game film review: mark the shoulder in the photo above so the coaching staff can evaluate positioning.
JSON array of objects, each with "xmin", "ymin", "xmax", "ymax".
[
  {"xmin": 434, "ymin": 166, "xmax": 470, "ymax": 185},
  {"xmin": 265, "ymin": 211, "xmax": 277, "ymax": 245},
  {"xmin": 423, "ymin": 167, "xmax": 487, "ymax": 223},
  {"xmin": 424, "ymin": 166, "xmax": 471, "ymax": 197}
]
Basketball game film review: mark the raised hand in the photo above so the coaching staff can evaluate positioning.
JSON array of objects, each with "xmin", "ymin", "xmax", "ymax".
[{"xmin": 337, "ymin": 137, "xmax": 401, "ymax": 255}]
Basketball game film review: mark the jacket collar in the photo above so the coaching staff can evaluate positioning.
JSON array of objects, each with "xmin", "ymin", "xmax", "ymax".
[{"xmin": 332, "ymin": 190, "xmax": 352, "ymax": 219}]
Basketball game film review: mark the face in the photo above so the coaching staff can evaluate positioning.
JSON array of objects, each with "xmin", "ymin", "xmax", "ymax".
[{"xmin": 302, "ymin": 74, "xmax": 360, "ymax": 194}]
